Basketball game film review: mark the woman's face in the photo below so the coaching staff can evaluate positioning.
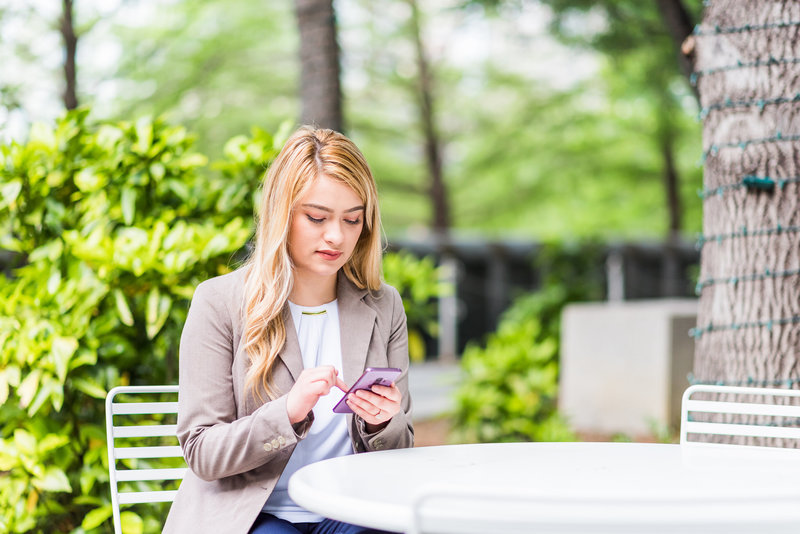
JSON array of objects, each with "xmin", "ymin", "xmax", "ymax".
[{"xmin": 288, "ymin": 174, "xmax": 365, "ymax": 284}]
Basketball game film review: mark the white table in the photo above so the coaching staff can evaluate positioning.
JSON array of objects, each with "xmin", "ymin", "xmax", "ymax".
[{"xmin": 288, "ymin": 442, "xmax": 800, "ymax": 533}]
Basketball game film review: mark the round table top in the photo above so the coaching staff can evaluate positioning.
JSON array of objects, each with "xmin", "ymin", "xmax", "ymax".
[{"xmin": 288, "ymin": 442, "xmax": 800, "ymax": 533}]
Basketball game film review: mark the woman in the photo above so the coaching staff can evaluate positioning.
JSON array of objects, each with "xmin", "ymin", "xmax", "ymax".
[{"xmin": 164, "ymin": 127, "xmax": 414, "ymax": 534}]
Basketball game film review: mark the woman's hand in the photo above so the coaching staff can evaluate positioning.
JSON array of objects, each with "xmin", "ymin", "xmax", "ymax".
[
  {"xmin": 286, "ymin": 366, "xmax": 348, "ymax": 424},
  {"xmin": 346, "ymin": 383, "xmax": 402, "ymax": 432}
]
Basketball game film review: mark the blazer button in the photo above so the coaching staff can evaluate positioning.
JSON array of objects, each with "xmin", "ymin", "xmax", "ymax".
[
  {"xmin": 263, "ymin": 443, "xmax": 273, "ymax": 452},
  {"xmin": 271, "ymin": 438, "xmax": 280, "ymax": 449},
  {"xmin": 278, "ymin": 436, "xmax": 286, "ymax": 446}
]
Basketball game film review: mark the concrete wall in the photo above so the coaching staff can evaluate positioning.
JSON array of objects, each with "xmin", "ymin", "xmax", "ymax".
[{"xmin": 559, "ymin": 300, "xmax": 698, "ymax": 437}]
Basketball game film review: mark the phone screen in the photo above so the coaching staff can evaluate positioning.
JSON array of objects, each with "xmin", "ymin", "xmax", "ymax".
[{"xmin": 332, "ymin": 367, "xmax": 402, "ymax": 414}]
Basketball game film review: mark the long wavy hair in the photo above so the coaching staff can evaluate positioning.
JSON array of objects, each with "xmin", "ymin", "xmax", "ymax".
[{"xmin": 242, "ymin": 126, "xmax": 383, "ymax": 401}]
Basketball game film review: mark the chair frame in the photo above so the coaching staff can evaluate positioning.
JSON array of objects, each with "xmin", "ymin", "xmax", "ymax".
[
  {"xmin": 680, "ymin": 384, "xmax": 800, "ymax": 446},
  {"xmin": 105, "ymin": 385, "xmax": 185, "ymax": 534}
]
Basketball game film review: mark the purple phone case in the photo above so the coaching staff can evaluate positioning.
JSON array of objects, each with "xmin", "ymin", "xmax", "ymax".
[{"xmin": 332, "ymin": 367, "xmax": 402, "ymax": 414}]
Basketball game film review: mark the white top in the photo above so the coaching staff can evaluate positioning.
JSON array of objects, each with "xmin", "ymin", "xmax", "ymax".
[
  {"xmin": 288, "ymin": 442, "xmax": 800, "ymax": 533},
  {"xmin": 262, "ymin": 300, "xmax": 352, "ymax": 522}
]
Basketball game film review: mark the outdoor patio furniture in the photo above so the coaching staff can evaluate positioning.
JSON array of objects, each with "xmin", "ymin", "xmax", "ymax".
[{"xmin": 105, "ymin": 385, "xmax": 184, "ymax": 534}]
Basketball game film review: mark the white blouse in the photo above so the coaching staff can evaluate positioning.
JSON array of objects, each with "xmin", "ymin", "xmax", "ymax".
[{"xmin": 261, "ymin": 299, "xmax": 353, "ymax": 522}]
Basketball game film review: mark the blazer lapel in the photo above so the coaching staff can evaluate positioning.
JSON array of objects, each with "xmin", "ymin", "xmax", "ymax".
[
  {"xmin": 278, "ymin": 304, "xmax": 304, "ymax": 382},
  {"xmin": 337, "ymin": 274, "xmax": 377, "ymax": 385}
]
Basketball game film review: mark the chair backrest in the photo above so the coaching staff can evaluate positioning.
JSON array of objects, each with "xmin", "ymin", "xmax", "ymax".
[
  {"xmin": 680, "ymin": 384, "xmax": 800, "ymax": 447},
  {"xmin": 105, "ymin": 385, "xmax": 185, "ymax": 534}
]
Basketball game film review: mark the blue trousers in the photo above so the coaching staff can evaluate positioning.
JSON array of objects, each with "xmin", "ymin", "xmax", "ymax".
[{"xmin": 248, "ymin": 513, "xmax": 393, "ymax": 534}]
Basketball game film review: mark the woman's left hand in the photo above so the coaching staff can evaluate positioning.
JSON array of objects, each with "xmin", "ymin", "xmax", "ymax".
[{"xmin": 346, "ymin": 383, "xmax": 402, "ymax": 432}]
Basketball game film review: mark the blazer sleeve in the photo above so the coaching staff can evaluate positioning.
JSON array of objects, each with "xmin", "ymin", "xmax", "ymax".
[
  {"xmin": 176, "ymin": 279, "xmax": 312, "ymax": 482},
  {"xmin": 354, "ymin": 285, "xmax": 414, "ymax": 451}
]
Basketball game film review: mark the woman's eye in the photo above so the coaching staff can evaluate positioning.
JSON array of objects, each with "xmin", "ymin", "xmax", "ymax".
[
  {"xmin": 344, "ymin": 218, "xmax": 361, "ymax": 226},
  {"xmin": 306, "ymin": 215, "xmax": 324, "ymax": 224}
]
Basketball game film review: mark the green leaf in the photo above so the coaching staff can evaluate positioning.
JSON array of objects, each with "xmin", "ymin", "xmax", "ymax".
[
  {"xmin": 38, "ymin": 434, "xmax": 70, "ymax": 454},
  {"xmin": 114, "ymin": 289, "xmax": 135, "ymax": 327},
  {"xmin": 46, "ymin": 268, "xmax": 62, "ymax": 295},
  {"xmin": 27, "ymin": 375, "xmax": 64, "ymax": 415},
  {"xmin": 0, "ymin": 179, "xmax": 22, "ymax": 209},
  {"xmin": 121, "ymin": 187, "xmax": 136, "ymax": 225},
  {"xmin": 82, "ymin": 504, "xmax": 113, "ymax": 530},
  {"xmin": 52, "ymin": 335, "xmax": 78, "ymax": 382},
  {"xmin": 13, "ymin": 429, "xmax": 36, "ymax": 456},
  {"xmin": 0, "ymin": 370, "xmax": 7, "ymax": 404},
  {"xmin": 74, "ymin": 167, "xmax": 105, "ymax": 192},
  {"xmin": 145, "ymin": 287, "xmax": 171, "ymax": 339},
  {"xmin": 33, "ymin": 466, "xmax": 72, "ymax": 492},
  {"xmin": 121, "ymin": 511, "xmax": 143, "ymax": 534},
  {"xmin": 18, "ymin": 369, "xmax": 42, "ymax": 409},
  {"xmin": 133, "ymin": 117, "xmax": 153, "ymax": 154},
  {"xmin": 72, "ymin": 377, "xmax": 107, "ymax": 399},
  {"xmin": 150, "ymin": 162, "xmax": 165, "ymax": 181},
  {"xmin": 5, "ymin": 365, "xmax": 20, "ymax": 387}
]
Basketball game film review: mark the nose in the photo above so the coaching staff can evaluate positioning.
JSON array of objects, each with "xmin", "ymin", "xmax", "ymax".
[{"xmin": 323, "ymin": 221, "xmax": 343, "ymax": 246}]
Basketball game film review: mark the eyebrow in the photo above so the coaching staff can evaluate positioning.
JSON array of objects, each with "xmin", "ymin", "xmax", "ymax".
[{"xmin": 301, "ymin": 203, "xmax": 365, "ymax": 213}]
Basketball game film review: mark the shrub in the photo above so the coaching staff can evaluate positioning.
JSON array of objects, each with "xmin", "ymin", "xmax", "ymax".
[
  {"xmin": 0, "ymin": 110, "xmax": 280, "ymax": 533},
  {"xmin": 381, "ymin": 251, "xmax": 451, "ymax": 361},
  {"xmin": 451, "ymin": 242, "xmax": 604, "ymax": 443}
]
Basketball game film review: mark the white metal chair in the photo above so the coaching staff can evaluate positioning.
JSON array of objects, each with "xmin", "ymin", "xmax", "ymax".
[
  {"xmin": 105, "ymin": 385, "xmax": 185, "ymax": 534},
  {"xmin": 680, "ymin": 384, "xmax": 800, "ymax": 447}
]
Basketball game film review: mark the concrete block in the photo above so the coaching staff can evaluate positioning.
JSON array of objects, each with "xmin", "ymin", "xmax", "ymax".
[{"xmin": 559, "ymin": 299, "xmax": 697, "ymax": 437}]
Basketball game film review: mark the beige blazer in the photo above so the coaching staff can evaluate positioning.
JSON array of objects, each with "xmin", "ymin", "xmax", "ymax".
[{"xmin": 163, "ymin": 268, "xmax": 414, "ymax": 533}]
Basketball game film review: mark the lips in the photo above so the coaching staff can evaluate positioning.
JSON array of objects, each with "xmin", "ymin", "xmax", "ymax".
[{"xmin": 317, "ymin": 250, "xmax": 343, "ymax": 261}]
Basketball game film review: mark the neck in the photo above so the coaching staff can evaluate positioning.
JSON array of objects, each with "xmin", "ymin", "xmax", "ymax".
[{"xmin": 290, "ymin": 271, "xmax": 338, "ymax": 306}]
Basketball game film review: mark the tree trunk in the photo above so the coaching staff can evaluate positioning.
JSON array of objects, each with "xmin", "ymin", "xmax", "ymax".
[
  {"xmin": 294, "ymin": 0, "xmax": 343, "ymax": 132},
  {"xmin": 661, "ymin": 131, "xmax": 682, "ymax": 239},
  {"xmin": 693, "ymin": 1, "xmax": 800, "ymax": 400},
  {"xmin": 60, "ymin": 0, "xmax": 78, "ymax": 110},
  {"xmin": 655, "ymin": 0, "xmax": 699, "ymax": 100},
  {"xmin": 407, "ymin": 0, "xmax": 450, "ymax": 235}
]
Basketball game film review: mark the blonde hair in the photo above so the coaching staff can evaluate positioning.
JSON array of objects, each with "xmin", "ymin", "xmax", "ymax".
[{"xmin": 242, "ymin": 126, "xmax": 383, "ymax": 401}]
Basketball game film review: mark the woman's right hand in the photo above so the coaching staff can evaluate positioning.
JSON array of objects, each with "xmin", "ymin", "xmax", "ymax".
[{"xmin": 286, "ymin": 366, "xmax": 348, "ymax": 424}]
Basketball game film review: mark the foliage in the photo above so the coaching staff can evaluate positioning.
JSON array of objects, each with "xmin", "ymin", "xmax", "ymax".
[
  {"xmin": 382, "ymin": 251, "xmax": 452, "ymax": 361},
  {"xmin": 451, "ymin": 241, "xmax": 605, "ymax": 443},
  {"xmin": 3, "ymin": 0, "xmax": 705, "ymax": 240},
  {"xmin": 344, "ymin": 0, "xmax": 703, "ymax": 240},
  {"xmin": 101, "ymin": 0, "xmax": 298, "ymax": 160},
  {"xmin": 0, "ymin": 108, "xmax": 275, "ymax": 533}
]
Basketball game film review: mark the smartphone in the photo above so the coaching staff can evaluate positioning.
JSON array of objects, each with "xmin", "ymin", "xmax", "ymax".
[{"xmin": 332, "ymin": 367, "xmax": 402, "ymax": 414}]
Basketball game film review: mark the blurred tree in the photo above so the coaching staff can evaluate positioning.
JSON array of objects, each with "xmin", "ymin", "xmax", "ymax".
[
  {"xmin": 0, "ymin": 0, "xmax": 701, "ymax": 240},
  {"xmin": 60, "ymin": 0, "xmax": 78, "ymax": 110},
  {"xmin": 345, "ymin": 0, "xmax": 703, "ymax": 241},
  {"xmin": 407, "ymin": 0, "xmax": 450, "ymax": 234},
  {"xmin": 534, "ymin": 0, "xmax": 703, "ymax": 241},
  {"xmin": 295, "ymin": 0, "xmax": 343, "ymax": 131},
  {"xmin": 692, "ymin": 1, "xmax": 800, "ymax": 399},
  {"xmin": 445, "ymin": 62, "xmax": 702, "ymax": 241},
  {"xmin": 104, "ymin": 0, "xmax": 298, "ymax": 159}
]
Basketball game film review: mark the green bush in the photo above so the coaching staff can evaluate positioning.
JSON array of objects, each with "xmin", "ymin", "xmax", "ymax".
[
  {"xmin": 0, "ymin": 110, "xmax": 449, "ymax": 533},
  {"xmin": 381, "ymin": 251, "xmax": 451, "ymax": 361},
  {"xmin": 451, "ymin": 242, "xmax": 604, "ymax": 443},
  {"xmin": 0, "ymin": 109, "xmax": 282, "ymax": 533}
]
